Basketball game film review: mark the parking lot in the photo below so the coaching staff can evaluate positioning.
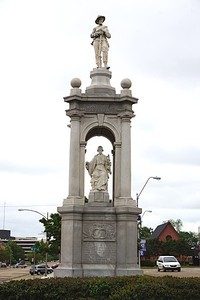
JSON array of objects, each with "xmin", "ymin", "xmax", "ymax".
[{"xmin": 1, "ymin": 267, "xmax": 200, "ymax": 283}]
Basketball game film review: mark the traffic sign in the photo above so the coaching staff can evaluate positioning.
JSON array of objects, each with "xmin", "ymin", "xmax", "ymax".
[
  {"xmin": 31, "ymin": 246, "xmax": 39, "ymax": 253},
  {"xmin": 140, "ymin": 239, "xmax": 146, "ymax": 251},
  {"xmin": 140, "ymin": 250, "xmax": 145, "ymax": 256}
]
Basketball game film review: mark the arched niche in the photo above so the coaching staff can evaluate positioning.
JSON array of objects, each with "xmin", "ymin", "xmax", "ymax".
[
  {"xmin": 84, "ymin": 131, "xmax": 114, "ymax": 199},
  {"xmin": 85, "ymin": 126, "xmax": 115, "ymax": 145}
]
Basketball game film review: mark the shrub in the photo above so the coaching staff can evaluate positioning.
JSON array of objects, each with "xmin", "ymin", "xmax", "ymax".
[
  {"xmin": 1, "ymin": 275, "xmax": 200, "ymax": 299},
  {"xmin": 141, "ymin": 259, "xmax": 155, "ymax": 267}
]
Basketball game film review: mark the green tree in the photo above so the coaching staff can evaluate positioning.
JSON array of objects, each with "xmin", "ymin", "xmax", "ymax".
[
  {"xmin": 39, "ymin": 213, "xmax": 61, "ymax": 260},
  {"xmin": 163, "ymin": 239, "xmax": 179, "ymax": 256},
  {"xmin": 179, "ymin": 231, "xmax": 198, "ymax": 248},
  {"xmin": 27, "ymin": 250, "xmax": 43, "ymax": 265},
  {"xmin": 5, "ymin": 244, "xmax": 13, "ymax": 265},
  {"xmin": 145, "ymin": 238, "xmax": 163, "ymax": 257},
  {"xmin": 6, "ymin": 241, "xmax": 25, "ymax": 264},
  {"xmin": 177, "ymin": 231, "xmax": 198, "ymax": 257},
  {"xmin": 0, "ymin": 244, "xmax": 10, "ymax": 264},
  {"xmin": 140, "ymin": 226, "xmax": 153, "ymax": 240},
  {"xmin": 30, "ymin": 240, "xmax": 47, "ymax": 262}
]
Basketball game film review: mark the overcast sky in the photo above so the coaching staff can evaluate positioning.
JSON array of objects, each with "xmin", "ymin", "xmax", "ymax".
[{"xmin": 0, "ymin": 0, "xmax": 200, "ymax": 238}]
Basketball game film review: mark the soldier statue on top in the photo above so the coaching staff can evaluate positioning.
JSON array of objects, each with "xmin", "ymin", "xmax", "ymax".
[{"xmin": 91, "ymin": 15, "xmax": 111, "ymax": 69}]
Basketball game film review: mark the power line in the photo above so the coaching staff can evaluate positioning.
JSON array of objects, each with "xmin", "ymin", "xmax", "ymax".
[{"xmin": 0, "ymin": 204, "xmax": 58, "ymax": 208}]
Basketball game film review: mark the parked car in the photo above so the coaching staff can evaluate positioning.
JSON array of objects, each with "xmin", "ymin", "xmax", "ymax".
[
  {"xmin": 29, "ymin": 265, "xmax": 53, "ymax": 275},
  {"xmin": 14, "ymin": 262, "xmax": 27, "ymax": 268},
  {"xmin": 0, "ymin": 262, "xmax": 7, "ymax": 268},
  {"xmin": 157, "ymin": 256, "xmax": 181, "ymax": 272},
  {"xmin": 51, "ymin": 263, "xmax": 59, "ymax": 269}
]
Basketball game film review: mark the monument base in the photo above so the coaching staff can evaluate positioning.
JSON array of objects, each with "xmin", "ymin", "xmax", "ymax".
[
  {"xmin": 55, "ymin": 264, "xmax": 143, "ymax": 278},
  {"xmin": 54, "ymin": 264, "xmax": 83, "ymax": 277},
  {"xmin": 54, "ymin": 198, "xmax": 143, "ymax": 278}
]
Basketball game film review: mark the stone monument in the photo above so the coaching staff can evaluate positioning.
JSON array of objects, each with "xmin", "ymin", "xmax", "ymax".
[{"xmin": 54, "ymin": 16, "xmax": 143, "ymax": 277}]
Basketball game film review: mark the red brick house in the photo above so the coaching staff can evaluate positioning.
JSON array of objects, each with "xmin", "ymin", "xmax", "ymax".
[{"xmin": 150, "ymin": 221, "xmax": 180, "ymax": 241}]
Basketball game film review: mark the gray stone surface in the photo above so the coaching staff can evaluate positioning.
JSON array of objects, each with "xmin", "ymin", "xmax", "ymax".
[
  {"xmin": 55, "ymin": 67, "xmax": 143, "ymax": 278},
  {"xmin": 86, "ymin": 68, "xmax": 115, "ymax": 96},
  {"xmin": 54, "ymin": 204, "xmax": 143, "ymax": 278},
  {"xmin": 88, "ymin": 191, "xmax": 109, "ymax": 203}
]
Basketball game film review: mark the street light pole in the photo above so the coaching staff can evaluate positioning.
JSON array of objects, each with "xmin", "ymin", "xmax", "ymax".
[
  {"xmin": 18, "ymin": 208, "xmax": 49, "ymax": 276},
  {"xmin": 18, "ymin": 208, "xmax": 47, "ymax": 219},
  {"xmin": 136, "ymin": 176, "xmax": 161, "ymax": 269},
  {"xmin": 136, "ymin": 176, "xmax": 161, "ymax": 207},
  {"xmin": 141, "ymin": 210, "xmax": 152, "ymax": 227},
  {"xmin": 138, "ymin": 210, "xmax": 152, "ymax": 269}
]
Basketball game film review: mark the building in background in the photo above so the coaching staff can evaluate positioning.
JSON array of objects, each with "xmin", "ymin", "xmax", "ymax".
[
  {"xmin": 150, "ymin": 222, "xmax": 180, "ymax": 241},
  {"xmin": 0, "ymin": 229, "xmax": 37, "ymax": 256}
]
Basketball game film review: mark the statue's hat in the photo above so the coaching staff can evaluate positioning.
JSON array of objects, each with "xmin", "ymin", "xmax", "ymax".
[{"xmin": 95, "ymin": 15, "xmax": 105, "ymax": 24}]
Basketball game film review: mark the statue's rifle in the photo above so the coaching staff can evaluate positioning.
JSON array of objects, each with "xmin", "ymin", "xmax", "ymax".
[{"xmin": 98, "ymin": 31, "xmax": 102, "ymax": 67}]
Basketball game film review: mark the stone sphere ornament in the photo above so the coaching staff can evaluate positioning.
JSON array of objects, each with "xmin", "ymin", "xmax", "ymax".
[
  {"xmin": 71, "ymin": 78, "xmax": 82, "ymax": 88},
  {"xmin": 121, "ymin": 78, "xmax": 132, "ymax": 89}
]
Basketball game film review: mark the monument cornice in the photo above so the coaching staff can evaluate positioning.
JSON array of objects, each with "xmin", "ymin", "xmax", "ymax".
[
  {"xmin": 65, "ymin": 102, "xmax": 134, "ymax": 116},
  {"xmin": 64, "ymin": 94, "xmax": 138, "ymax": 104},
  {"xmin": 65, "ymin": 109, "xmax": 84, "ymax": 118},
  {"xmin": 118, "ymin": 111, "xmax": 135, "ymax": 119}
]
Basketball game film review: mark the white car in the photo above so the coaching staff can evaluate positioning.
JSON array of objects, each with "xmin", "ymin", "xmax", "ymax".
[{"xmin": 157, "ymin": 256, "xmax": 181, "ymax": 272}]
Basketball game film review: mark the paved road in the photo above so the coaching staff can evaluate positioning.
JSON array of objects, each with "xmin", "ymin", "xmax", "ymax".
[
  {"xmin": 143, "ymin": 267, "xmax": 200, "ymax": 277},
  {"xmin": 0, "ymin": 267, "xmax": 35, "ymax": 283},
  {"xmin": 1, "ymin": 267, "xmax": 200, "ymax": 283}
]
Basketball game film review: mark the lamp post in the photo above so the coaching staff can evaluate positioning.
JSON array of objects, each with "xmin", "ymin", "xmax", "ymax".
[
  {"xmin": 18, "ymin": 208, "xmax": 49, "ymax": 276},
  {"xmin": 136, "ymin": 176, "xmax": 161, "ymax": 207},
  {"xmin": 138, "ymin": 210, "xmax": 152, "ymax": 269},
  {"xmin": 137, "ymin": 176, "xmax": 161, "ymax": 269},
  {"xmin": 141, "ymin": 210, "xmax": 152, "ymax": 227}
]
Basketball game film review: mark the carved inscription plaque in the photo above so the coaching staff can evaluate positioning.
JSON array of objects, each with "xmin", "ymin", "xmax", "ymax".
[
  {"xmin": 79, "ymin": 103, "xmax": 121, "ymax": 114},
  {"xmin": 82, "ymin": 222, "xmax": 116, "ymax": 264},
  {"xmin": 82, "ymin": 241, "xmax": 116, "ymax": 264}
]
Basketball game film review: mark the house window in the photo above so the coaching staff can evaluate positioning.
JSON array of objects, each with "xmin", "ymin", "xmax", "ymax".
[{"xmin": 166, "ymin": 235, "xmax": 172, "ymax": 241}]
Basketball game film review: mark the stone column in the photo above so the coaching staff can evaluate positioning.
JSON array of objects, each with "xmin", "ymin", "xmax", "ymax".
[
  {"xmin": 115, "ymin": 116, "xmax": 134, "ymax": 206},
  {"xmin": 113, "ymin": 142, "xmax": 121, "ymax": 201},
  {"xmin": 64, "ymin": 116, "xmax": 84, "ymax": 205},
  {"xmin": 69, "ymin": 116, "xmax": 80, "ymax": 196},
  {"xmin": 121, "ymin": 116, "xmax": 131, "ymax": 197},
  {"xmin": 80, "ymin": 141, "xmax": 87, "ymax": 198}
]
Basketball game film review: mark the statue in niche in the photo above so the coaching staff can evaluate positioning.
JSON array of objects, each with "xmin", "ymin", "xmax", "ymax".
[
  {"xmin": 86, "ymin": 146, "xmax": 111, "ymax": 191},
  {"xmin": 90, "ymin": 15, "xmax": 111, "ymax": 69}
]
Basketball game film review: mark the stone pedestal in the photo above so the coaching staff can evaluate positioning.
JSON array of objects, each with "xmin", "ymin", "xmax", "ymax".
[
  {"xmin": 54, "ymin": 201, "xmax": 143, "ymax": 278},
  {"xmin": 85, "ymin": 68, "xmax": 116, "ymax": 96},
  {"xmin": 88, "ymin": 191, "xmax": 110, "ymax": 204}
]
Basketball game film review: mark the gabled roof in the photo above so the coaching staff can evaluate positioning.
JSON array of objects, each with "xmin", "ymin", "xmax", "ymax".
[{"xmin": 150, "ymin": 221, "xmax": 178, "ymax": 240}]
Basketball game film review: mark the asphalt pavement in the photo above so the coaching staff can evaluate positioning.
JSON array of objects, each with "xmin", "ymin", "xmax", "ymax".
[
  {"xmin": 144, "ymin": 267, "xmax": 200, "ymax": 277},
  {"xmin": 1, "ymin": 267, "xmax": 200, "ymax": 283}
]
